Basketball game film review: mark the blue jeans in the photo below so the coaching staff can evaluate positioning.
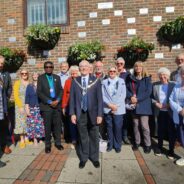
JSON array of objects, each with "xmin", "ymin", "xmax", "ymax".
[{"xmin": 104, "ymin": 113, "xmax": 123, "ymax": 150}]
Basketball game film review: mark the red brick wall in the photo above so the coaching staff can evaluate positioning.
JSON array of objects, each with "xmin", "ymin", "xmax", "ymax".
[{"xmin": 0, "ymin": 0, "xmax": 184, "ymax": 80}]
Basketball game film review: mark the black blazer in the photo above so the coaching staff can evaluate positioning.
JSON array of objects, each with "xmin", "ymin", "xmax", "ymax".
[
  {"xmin": 69, "ymin": 75, "xmax": 103, "ymax": 125},
  {"xmin": 2, "ymin": 72, "xmax": 12, "ymax": 99},
  {"xmin": 37, "ymin": 73, "xmax": 62, "ymax": 111}
]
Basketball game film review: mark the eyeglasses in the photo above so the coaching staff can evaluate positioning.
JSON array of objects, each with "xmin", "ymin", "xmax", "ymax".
[
  {"xmin": 21, "ymin": 73, "xmax": 28, "ymax": 75},
  {"xmin": 45, "ymin": 66, "xmax": 53, "ymax": 69},
  {"xmin": 116, "ymin": 63, "xmax": 123, "ymax": 65},
  {"xmin": 109, "ymin": 70, "xmax": 116, "ymax": 73}
]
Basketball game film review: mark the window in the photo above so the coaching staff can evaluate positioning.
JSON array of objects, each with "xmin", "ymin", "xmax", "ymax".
[{"xmin": 26, "ymin": 0, "xmax": 69, "ymax": 26}]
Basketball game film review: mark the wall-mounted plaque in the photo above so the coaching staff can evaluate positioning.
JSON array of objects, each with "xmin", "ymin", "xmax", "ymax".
[
  {"xmin": 27, "ymin": 59, "xmax": 36, "ymax": 65},
  {"xmin": 155, "ymin": 53, "xmax": 164, "ymax": 59},
  {"xmin": 153, "ymin": 16, "xmax": 162, "ymax": 22},
  {"xmin": 127, "ymin": 29, "xmax": 136, "ymax": 35},
  {"xmin": 8, "ymin": 37, "xmax": 16, "ymax": 42},
  {"xmin": 102, "ymin": 19, "xmax": 110, "ymax": 25},
  {"xmin": 7, "ymin": 19, "xmax": 16, "ymax": 24},
  {"xmin": 172, "ymin": 44, "xmax": 181, "ymax": 49},
  {"xmin": 77, "ymin": 21, "xmax": 86, "ymax": 27},
  {"xmin": 139, "ymin": 8, "xmax": 148, "ymax": 15},
  {"xmin": 89, "ymin": 12, "xmax": 97, "ymax": 18},
  {"xmin": 127, "ymin": 17, "xmax": 136, "ymax": 24},
  {"xmin": 58, "ymin": 57, "xmax": 67, "ymax": 63},
  {"xmin": 98, "ymin": 2, "xmax": 113, "ymax": 9},
  {"xmin": 78, "ymin": 32, "xmax": 86, "ymax": 38},
  {"xmin": 166, "ymin": 7, "xmax": 175, "ymax": 13},
  {"xmin": 114, "ymin": 10, "xmax": 123, "ymax": 16}
]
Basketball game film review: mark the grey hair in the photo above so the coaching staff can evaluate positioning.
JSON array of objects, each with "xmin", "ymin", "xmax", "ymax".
[
  {"xmin": 60, "ymin": 61, "xmax": 69, "ymax": 66},
  {"xmin": 157, "ymin": 67, "xmax": 171, "ymax": 78},
  {"xmin": 116, "ymin": 57, "xmax": 125, "ymax": 64},
  {"xmin": 79, "ymin": 60, "xmax": 90, "ymax": 67},
  {"xmin": 69, "ymin": 65, "xmax": 80, "ymax": 75},
  {"xmin": 179, "ymin": 65, "xmax": 184, "ymax": 75}
]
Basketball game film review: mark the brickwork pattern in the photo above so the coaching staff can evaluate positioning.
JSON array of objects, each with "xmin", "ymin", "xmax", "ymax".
[{"xmin": 0, "ymin": 0, "xmax": 184, "ymax": 80}]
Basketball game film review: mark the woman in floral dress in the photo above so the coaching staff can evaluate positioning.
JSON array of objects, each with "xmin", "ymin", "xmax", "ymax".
[
  {"xmin": 25, "ymin": 72, "xmax": 45, "ymax": 146},
  {"xmin": 14, "ymin": 69, "xmax": 32, "ymax": 148}
]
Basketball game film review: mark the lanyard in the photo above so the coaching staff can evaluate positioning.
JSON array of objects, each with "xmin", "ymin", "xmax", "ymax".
[{"xmin": 46, "ymin": 74, "xmax": 54, "ymax": 89}]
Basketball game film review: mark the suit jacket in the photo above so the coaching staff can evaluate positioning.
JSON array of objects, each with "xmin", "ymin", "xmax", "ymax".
[
  {"xmin": 69, "ymin": 75, "xmax": 103, "ymax": 125},
  {"xmin": 37, "ymin": 73, "xmax": 62, "ymax": 111},
  {"xmin": 152, "ymin": 81, "xmax": 175, "ymax": 117},
  {"xmin": 102, "ymin": 77, "xmax": 126, "ymax": 115},
  {"xmin": 1, "ymin": 72, "xmax": 12, "ymax": 113}
]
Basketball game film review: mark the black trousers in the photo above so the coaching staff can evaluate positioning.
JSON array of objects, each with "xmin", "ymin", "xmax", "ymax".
[
  {"xmin": 41, "ymin": 109, "xmax": 61, "ymax": 148},
  {"xmin": 77, "ymin": 111, "xmax": 99, "ymax": 162},
  {"xmin": 157, "ymin": 111, "xmax": 176, "ymax": 152},
  {"xmin": 0, "ymin": 118, "xmax": 9, "ymax": 147}
]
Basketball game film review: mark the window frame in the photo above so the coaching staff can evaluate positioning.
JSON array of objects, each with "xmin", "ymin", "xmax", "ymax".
[{"xmin": 24, "ymin": 0, "xmax": 70, "ymax": 27}]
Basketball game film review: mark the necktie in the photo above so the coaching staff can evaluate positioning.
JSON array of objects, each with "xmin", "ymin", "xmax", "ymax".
[{"xmin": 81, "ymin": 78, "xmax": 87, "ymax": 111}]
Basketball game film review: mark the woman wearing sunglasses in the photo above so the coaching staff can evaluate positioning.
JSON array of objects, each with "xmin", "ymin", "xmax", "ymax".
[
  {"xmin": 14, "ymin": 69, "xmax": 32, "ymax": 148},
  {"xmin": 102, "ymin": 66, "xmax": 126, "ymax": 153}
]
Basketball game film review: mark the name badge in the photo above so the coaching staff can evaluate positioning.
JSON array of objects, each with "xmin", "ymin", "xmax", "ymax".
[{"xmin": 50, "ymin": 88, "xmax": 54, "ymax": 93}]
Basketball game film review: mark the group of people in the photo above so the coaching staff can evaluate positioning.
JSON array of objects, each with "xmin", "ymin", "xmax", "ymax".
[{"xmin": 0, "ymin": 52, "xmax": 184, "ymax": 169}]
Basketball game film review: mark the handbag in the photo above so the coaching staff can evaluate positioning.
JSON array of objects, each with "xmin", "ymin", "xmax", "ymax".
[{"xmin": 99, "ymin": 133, "xmax": 107, "ymax": 153}]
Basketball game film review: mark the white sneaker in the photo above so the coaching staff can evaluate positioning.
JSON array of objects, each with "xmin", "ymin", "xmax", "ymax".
[{"xmin": 176, "ymin": 158, "xmax": 184, "ymax": 166}]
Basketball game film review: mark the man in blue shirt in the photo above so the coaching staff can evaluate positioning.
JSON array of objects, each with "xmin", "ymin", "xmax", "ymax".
[{"xmin": 37, "ymin": 61, "xmax": 63, "ymax": 153}]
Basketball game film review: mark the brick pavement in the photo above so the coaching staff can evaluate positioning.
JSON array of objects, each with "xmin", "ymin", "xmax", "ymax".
[{"xmin": 13, "ymin": 144, "xmax": 71, "ymax": 184}]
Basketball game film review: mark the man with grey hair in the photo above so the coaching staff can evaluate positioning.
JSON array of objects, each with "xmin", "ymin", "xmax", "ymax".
[
  {"xmin": 69, "ymin": 60, "xmax": 103, "ymax": 169},
  {"xmin": 94, "ymin": 61, "xmax": 107, "ymax": 81},
  {"xmin": 115, "ymin": 57, "xmax": 131, "ymax": 144},
  {"xmin": 170, "ymin": 53, "xmax": 184, "ymax": 83},
  {"xmin": 58, "ymin": 61, "xmax": 69, "ymax": 89}
]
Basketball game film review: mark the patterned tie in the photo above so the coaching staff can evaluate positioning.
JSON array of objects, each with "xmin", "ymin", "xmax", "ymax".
[{"xmin": 81, "ymin": 78, "xmax": 87, "ymax": 111}]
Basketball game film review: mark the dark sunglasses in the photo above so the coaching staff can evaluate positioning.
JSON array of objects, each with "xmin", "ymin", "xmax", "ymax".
[
  {"xmin": 116, "ymin": 63, "xmax": 123, "ymax": 65},
  {"xmin": 109, "ymin": 70, "xmax": 116, "ymax": 73},
  {"xmin": 45, "ymin": 66, "xmax": 53, "ymax": 69},
  {"xmin": 21, "ymin": 72, "xmax": 28, "ymax": 75}
]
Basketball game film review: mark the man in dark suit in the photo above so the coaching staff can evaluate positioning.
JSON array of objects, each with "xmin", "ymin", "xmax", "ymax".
[
  {"xmin": 0, "ymin": 55, "xmax": 12, "ymax": 167},
  {"xmin": 37, "ymin": 61, "xmax": 64, "ymax": 153},
  {"xmin": 69, "ymin": 60, "xmax": 103, "ymax": 169}
]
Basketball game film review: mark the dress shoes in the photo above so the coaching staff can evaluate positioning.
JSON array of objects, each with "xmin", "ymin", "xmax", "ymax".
[
  {"xmin": 55, "ymin": 145, "xmax": 64, "ymax": 150},
  {"xmin": 0, "ymin": 160, "xmax": 6, "ymax": 168},
  {"xmin": 115, "ymin": 148, "xmax": 121, "ymax": 153},
  {"xmin": 144, "ymin": 146, "xmax": 151, "ymax": 154},
  {"xmin": 92, "ymin": 161, "xmax": 100, "ymax": 168},
  {"xmin": 132, "ymin": 144, "xmax": 140, "ymax": 151},
  {"xmin": 79, "ymin": 161, "xmax": 87, "ymax": 169},
  {"xmin": 45, "ymin": 147, "xmax": 51, "ymax": 154},
  {"xmin": 2, "ymin": 146, "xmax": 12, "ymax": 154},
  {"xmin": 106, "ymin": 147, "xmax": 112, "ymax": 152}
]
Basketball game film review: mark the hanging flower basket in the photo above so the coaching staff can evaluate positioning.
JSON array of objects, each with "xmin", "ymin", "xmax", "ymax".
[
  {"xmin": 25, "ymin": 24, "xmax": 61, "ymax": 50},
  {"xmin": 116, "ymin": 37, "xmax": 154, "ymax": 68},
  {"xmin": 67, "ymin": 40, "xmax": 105, "ymax": 66},
  {"xmin": 0, "ymin": 47, "xmax": 26, "ymax": 73},
  {"xmin": 157, "ymin": 16, "xmax": 184, "ymax": 44}
]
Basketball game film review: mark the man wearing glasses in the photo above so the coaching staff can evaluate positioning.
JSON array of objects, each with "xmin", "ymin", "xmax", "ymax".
[
  {"xmin": 37, "ymin": 61, "xmax": 63, "ymax": 153},
  {"xmin": 69, "ymin": 60, "xmax": 103, "ymax": 169},
  {"xmin": 116, "ymin": 57, "xmax": 131, "ymax": 145},
  {"xmin": 170, "ymin": 53, "xmax": 184, "ymax": 83}
]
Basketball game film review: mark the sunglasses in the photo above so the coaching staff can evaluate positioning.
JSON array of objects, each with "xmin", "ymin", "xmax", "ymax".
[
  {"xmin": 109, "ymin": 70, "xmax": 116, "ymax": 73},
  {"xmin": 21, "ymin": 73, "xmax": 28, "ymax": 75},
  {"xmin": 116, "ymin": 63, "xmax": 123, "ymax": 65},
  {"xmin": 45, "ymin": 66, "xmax": 53, "ymax": 69}
]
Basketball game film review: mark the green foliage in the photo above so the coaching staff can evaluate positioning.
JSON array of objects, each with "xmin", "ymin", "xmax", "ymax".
[
  {"xmin": 68, "ymin": 40, "xmax": 105, "ymax": 65},
  {"xmin": 157, "ymin": 16, "xmax": 184, "ymax": 43},
  {"xmin": 0, "ymin": 47, "xmax": 26, "ymax": 73},
  {"xmin": 123, "ymin": 37, "xmax": 154, "ymax": 51},
  {"xmin": 25, "ymin": 24, "xmax": 61, "ymax": 50}
]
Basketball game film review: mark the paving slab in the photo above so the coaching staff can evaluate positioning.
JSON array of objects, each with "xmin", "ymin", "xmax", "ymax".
[
  {"xmin": 58, "ymin": 157, "xmax": 101, "ymax": 184},
  {"xmin": 0, "ymin": 179, "xmax": 15, "ymax": 184},
  {"xmin": 102, "ymin": 159, "xmax": 146, "ymax": 184},
  {"xmin": 102, "ymin": 146, "xmax": 136, "ymax": 160}
]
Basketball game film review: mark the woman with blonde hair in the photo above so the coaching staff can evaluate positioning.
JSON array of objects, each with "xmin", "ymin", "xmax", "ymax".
[
  {"xmin": 126, "ymin": 61, "xmax": 152, "ymax": 153},
  {"xmin": 14, "ymin": 69, "xmax": 32, "ymax": 148},
  {"xmin": 25, "ymin": 72, "xmax": 45, "ymax": 146}
]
